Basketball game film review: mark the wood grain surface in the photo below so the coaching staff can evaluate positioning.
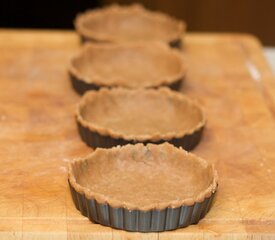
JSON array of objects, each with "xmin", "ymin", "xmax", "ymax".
[{"xmin": 0, "ymin": 30, "xmax": 275, "ymax": 239}]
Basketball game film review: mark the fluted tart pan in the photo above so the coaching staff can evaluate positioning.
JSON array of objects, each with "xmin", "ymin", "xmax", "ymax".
[
  {"xmin": 68, "ymin": 143, "xmax": 218, "ymax": 232},
  {"xmin": 76, "ymin": 87, "xmax": 205, "ymax": 150},
  {"xmin": 69, "ymin": 42, "xmax": 186, "ymax": 94},
  {"xmin": 75, "ymin": 4, "xmax": 186, "ymax": 48}
]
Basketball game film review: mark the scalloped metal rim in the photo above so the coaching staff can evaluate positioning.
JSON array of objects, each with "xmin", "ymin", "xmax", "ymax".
[
  {"xmin": 77, "ymin": 121, "xmax": 203, "ymax": 150},
  {"xmin": 69, "ymin": 181, "xmax": 216, "ymax": 232},
  {"xmin": 69, "ymin": 71, "xmax": 183, "ymax": 95}
]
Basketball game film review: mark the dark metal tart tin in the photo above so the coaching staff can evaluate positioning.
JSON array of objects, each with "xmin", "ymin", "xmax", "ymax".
[
  {"xmin": 169, "ymin": 38, "xmax": 182, "ymax": 49},
  {"xmin": 77, "ymin": 121, "xmax": 203, "ymax": 151},
  {"xmin": 70, "ymin": 73, "xmax": 100, "ymax": 95},
  {"xmin": 69, "ymin": 181, "xmax": 216, "ymax": 232},
  {"xmin": 69, "ymin": 72, "xmax": 183, "ymax": 95}
]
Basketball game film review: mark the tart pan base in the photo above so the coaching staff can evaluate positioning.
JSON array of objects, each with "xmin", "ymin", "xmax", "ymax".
[
  {"xmin": 69, "ymin": 181, "xmax": 215, "ymax": 232},
  {"xmin": 70, "ymin": 73, "xmax": 182, "ymax": 95},
  {"xmin": 80, "ymin": 36, "xmax": 182, "ymax": 49},
  {"xmin": 77, "ymin": 121, "xmax": 203, "ymax": 150}
]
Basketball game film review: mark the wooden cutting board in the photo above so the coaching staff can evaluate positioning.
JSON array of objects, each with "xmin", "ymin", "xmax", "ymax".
[{"xmin": 0, "ymin": 29, "xmax": 275, "ymax": 240}]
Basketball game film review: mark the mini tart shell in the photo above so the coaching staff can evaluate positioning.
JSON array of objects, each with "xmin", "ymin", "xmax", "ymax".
[
  {"xmin": 74, "ymin": 4, "xmax": 186, "ymax": 48},
  {"xmin": 68, "ymin": 42, "xmax": 186, "ymax": 95},
  {"xmin": 76, "ymin": 87, "xmax": 206, "ymax": 150},
  {"xmin": 68, "ymin": 143, "xmax": 218, "ymax": 232}
]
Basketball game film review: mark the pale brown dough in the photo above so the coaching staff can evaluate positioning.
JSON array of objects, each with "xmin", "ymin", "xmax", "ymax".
[
  {"xmin": 69, "ymin": 143, "xmax": 218, "ymax": 210},
  {"xmin": 70, "ymin": 42, "xmax": 186, "ymax": 88},
  {"xmin": 75, "ymin": 4, "xmax": 186, "ymax": 44},
  {"xmin": 77, "ymin": 87, "xmax": 205, "ymax": 141}
]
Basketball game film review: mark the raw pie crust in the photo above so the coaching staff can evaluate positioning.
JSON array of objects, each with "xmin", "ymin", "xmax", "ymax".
[
  {"xmin": 68, "ymin": 143, "xmax": 218, "ymax": 232},
  {"xmin": 69, "ymin": 42, "xmax": 186, "ymax": 94},
  {"xmin": 75, "ymin": 4, "xmax": 186, "ymax": 47},
  {"xmin": 76, "ymin": 87, "xmax": 206, "ymax": 150}
]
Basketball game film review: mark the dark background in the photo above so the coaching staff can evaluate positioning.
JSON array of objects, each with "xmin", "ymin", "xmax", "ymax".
[
  {"xmin": 0, "ymin": 0, "xmax": 100, "ymax": 29},
  {"xmin": 1, "ymin": 0, "xmax": 274, "ymax": 46}
]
